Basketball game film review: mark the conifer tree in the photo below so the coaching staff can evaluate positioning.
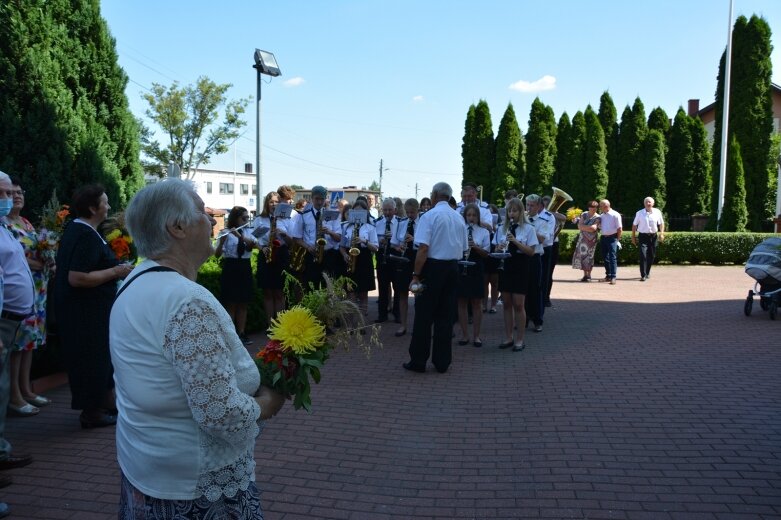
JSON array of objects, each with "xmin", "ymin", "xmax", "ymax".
[
  {"xmin": 640, "ymin": 129, "xmax": 667, "ymax": 210},
  {"xmin": 719, "ymin": 135, "xmax": 748, "ymax": 231},
  {"xmin": 615, "ymin": 98, "xmax": 648, "ymax": 211},
  {"xmin": 470, "ymin": 100, "xmax": 495, "ymax": 193},
  {"xmin": 647, "ymin": 107, "xmax": 671, "ymax": 141},
  {"xmin": 493, "ymin": 103, "xmax": 522, "ymax": 204},
  {"xmin": 689, "ymin": 116, "xmax": 712, "ymax": 215},
  {"xmin": 525, "ymin": 98, "xmax": 557, "ymax": 195},
  {"xmin": 461, "ymin": 104, "xmax": 477, "ymax": 183},
  {"xmin": 598, "ymin": 92, "xmax": 618, "ymax": 201},
  {"xmin": 583, "ymin": 107, "xmax": 609, "ymax": 205},
  {"xmin": 665, "ymin": 109, "xmax": 693, "ymax": 217},
  {"xmin": 0, "ymin": 0, "xmax": 144, "ymax": 214},
  {"xmin": 569, "ymin": 111, "xmax": 587, "ymax": 204},
  {"xmin": 554, "ymin": 113, "xmax": 573, "ymax": 192}
]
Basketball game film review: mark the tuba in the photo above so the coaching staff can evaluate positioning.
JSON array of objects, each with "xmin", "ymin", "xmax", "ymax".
[
  {"xmin": 347, "ymin": 218, "xmax": 361, "ymax": 274},
  {"xmin": 547, "ymin": 187, "xmax": 573, "ymax": 238}
]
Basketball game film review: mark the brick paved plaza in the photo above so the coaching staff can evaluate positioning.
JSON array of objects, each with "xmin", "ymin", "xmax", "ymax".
[{"xmin": 3, "ymin": 265, "xmax": 780, "ymax": 519}]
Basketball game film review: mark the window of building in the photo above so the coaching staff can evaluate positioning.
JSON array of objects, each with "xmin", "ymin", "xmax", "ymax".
[
  {"xmin": 206, "ymin": 182, "xmax": 212, "ymax": 194},
  {"xmin": 252, "ymin": 185, "xmax": 257, "ymax": 195},
  {"xmin": 240, "ymin": 184, "xmax": 249, "ymax": 195},
  {"xmin": 219, "ymin": 183, "xmax": 234, "ymax": 194}
]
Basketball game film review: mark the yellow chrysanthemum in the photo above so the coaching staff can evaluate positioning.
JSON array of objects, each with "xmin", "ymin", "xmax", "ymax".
[
  {"xmin": 105, "ymin": 229, "xmax": 122, "ymax": 241},
  {"xmin": 268, "ymin": 306, "xmax": 326, "ymax": 355}
]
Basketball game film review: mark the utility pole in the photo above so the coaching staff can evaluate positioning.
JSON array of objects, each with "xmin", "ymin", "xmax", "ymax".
[
  {"xmin": 415, "ymin": 183, "xmax": 418, "ymax": 199},
  {"xmin": 379, "ymin": 159, "xmax": 384, "ymax": 201}
]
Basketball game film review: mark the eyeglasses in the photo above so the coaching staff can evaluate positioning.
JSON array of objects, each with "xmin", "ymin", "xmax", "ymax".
[{"xmin": 12, "ymin": 190, "xmax": 24, "ymax": 196}]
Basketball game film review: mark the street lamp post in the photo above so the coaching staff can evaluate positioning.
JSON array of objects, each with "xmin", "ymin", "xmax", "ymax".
[{"xmin": 252, "ymin": 49, "xmax": 281, "ymax": 215}]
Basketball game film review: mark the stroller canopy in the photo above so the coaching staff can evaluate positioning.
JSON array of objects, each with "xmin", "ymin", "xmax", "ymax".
[{"xmin": 745, "ymin": 237, "xmax": 781, "ymax": 285}]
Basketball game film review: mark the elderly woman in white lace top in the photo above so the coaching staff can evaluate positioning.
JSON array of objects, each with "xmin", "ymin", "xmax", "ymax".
[{"xmin": 109, "ymin": 179, "xmax": 285, "ymax": 519}]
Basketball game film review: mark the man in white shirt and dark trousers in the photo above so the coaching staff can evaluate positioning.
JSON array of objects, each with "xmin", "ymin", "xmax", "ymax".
[
  {"xmin": 525, "ymin": 195, "xmax": 553, "ymax": 332},
  {"xmin": 598, "ymin": 199, "xmax": 623, "ymax": 284},
  {"xmin": 404, "ymin": 182, "xmax": 467, "ymax": 374},
  {"xmin": 631, "ymin": 197, "xmax": 665, "ymax": 281},
  {"xmin": 374, "ymin": 198, "xmax": 399, "ymax": 323},
  {"xmin": 291, "ymin": 185, "xmax": 342, "ymax": 289}
]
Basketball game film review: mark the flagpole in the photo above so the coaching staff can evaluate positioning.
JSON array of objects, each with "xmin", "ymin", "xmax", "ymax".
[{"xmin": 716, "ymin": 0, "xmax": 734, "ymax": 231}]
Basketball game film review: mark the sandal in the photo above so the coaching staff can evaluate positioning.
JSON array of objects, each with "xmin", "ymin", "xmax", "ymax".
[
  {"xmin": 8, "ymin": 403, "xmax": 39, "ymax": 417},
  {"xmin": 498, "ymin": 341, "xmax": 513, "ymax": 349},
  {"xmin": 24, "ymin": 395, "xmax": 51, "ymax": 407},
  {"xmin": 488, "ymin": 308, "xmax": 497, "ymax": 314},
  {"xmin": 512, "ymin": 343, "xmax": 526, "ymax": 352}
]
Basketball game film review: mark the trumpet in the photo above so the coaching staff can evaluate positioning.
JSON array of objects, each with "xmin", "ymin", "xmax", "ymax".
[{"xmin": 347, "ymin": 219, "xmax": 361, "ymax": 274}]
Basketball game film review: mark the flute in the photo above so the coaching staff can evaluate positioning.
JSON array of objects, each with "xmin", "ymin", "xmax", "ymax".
[{"xmin": 215, "ymin": 221, "xmax": 251, "ymax": 240}]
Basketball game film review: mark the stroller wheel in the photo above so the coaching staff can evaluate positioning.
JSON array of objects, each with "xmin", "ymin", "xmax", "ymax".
[
  {"xmin": 744, "ymin": 295, "xmax": 753, "ymax": 316},
  {"xmin": 760, "ymin": 298, "xmax": 769, "ymax": 311},
  {"xmin": 770, "ymin": 301, "xmax": 777, "ymax": 321}
]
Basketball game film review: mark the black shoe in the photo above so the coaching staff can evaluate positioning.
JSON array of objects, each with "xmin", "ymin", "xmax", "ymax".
[
  {"xmin": 434, "ymin": 365, "xmax": 448, "ymax": 374},
  {"xmin": 239, "ymin": 333, "xmax": 253, "ymax": 345},
  {"xmin": 473, "ymin": 340, "xmax": 483, "ymax": 348},
  {"xmin": 374, "ymin": 316, "xmax": 388, "ymax": 324},
  {"xmin": 402, "ymin": 362, "xmax": 425, "ymax": 373},
  {"xmin": 394, "ymin": 329, "xmax": 406, "ymax": 337},
  {"xmin": 0, "ymin": 454, "xmax": 32, "ymax": 471},
  {"xmin": 544, "ymin": 301, "xmax": 552, "ymax": 308},
  {"xmin": 457, "ymin": 339, "xmax": 469, "ymax": 346},
  {"xmin": 498, "ymin": 341, "xmax": 513, "ymax": 349},
  {"xmin": 79, "ymin": 413, "xmax": 117, "ymax": 429}
]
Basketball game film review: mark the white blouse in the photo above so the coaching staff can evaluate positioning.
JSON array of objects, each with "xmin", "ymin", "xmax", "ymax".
[{"xmin": 110, "ymin": 260, "xmax": 262, "ymax": 502}]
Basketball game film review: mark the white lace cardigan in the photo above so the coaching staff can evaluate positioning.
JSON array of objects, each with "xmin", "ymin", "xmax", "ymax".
[{"xmin": 109, "ymin": 259, "xmax": 261, "ymax": 501}]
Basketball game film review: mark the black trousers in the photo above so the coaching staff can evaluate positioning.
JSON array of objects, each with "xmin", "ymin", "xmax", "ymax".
[
  {"xmin": 376, "ymin": 255, "xmax": 399, "ymax": 318},
  {"xmin": 525, "ymin": 254, "xmax": 543, "ymax": 326},
  {"xmin": 539, "ymin": 246, "xmax": 552, "ymax": 313},
  {"xmin": 303, "ymin": 252, "xmax": 325, "ymax": 289},
  {"xmin": 546, "ymin": 241, "xmax": 559, "ymax": 302},
  {"xmin": 638, "ymin": 233, "xmax": 658, "ymax": 277},
  {"xmin": 408, "ymin": 259, "xmax": 458, "ymax": 371}
]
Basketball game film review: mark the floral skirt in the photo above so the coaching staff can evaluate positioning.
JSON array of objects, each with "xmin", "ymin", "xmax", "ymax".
[{"xmin": 119, "ymin": 473, "xmax": 263, "ymax": 519}]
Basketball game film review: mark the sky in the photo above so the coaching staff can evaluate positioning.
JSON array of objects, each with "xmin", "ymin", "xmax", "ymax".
[{"xmin": 101, "ymin": 0, "xmax": 781, "ymax": 200}]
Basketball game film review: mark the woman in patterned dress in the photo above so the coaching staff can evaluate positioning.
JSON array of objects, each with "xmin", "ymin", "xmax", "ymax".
[
  {"xmin": 571, "ymin": 200, "xmax": 601, "ymax": 281},
  {"xmin": 5, "ymin": 178, "xmax": 51, "ymax": 416}
]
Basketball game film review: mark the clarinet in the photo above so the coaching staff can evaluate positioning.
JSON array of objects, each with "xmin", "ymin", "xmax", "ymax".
[{"xmin": 381, "ymin": 218, "xmax": 392, "ymax": 265}]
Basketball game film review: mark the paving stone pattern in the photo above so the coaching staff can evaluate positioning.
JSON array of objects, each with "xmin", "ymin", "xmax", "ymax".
[{"xmin": 4, "ymin": 266, "xmax": 780, "ymax": 519}]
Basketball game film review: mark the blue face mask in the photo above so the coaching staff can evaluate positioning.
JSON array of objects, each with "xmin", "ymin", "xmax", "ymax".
[{"xmin": 0, "ymin": 198, "xmax": 12, "ymax": 218}]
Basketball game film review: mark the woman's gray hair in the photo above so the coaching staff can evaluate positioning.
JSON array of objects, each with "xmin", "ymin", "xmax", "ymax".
[
  {"xmin": 431, "ymin": 182, "xmax": 452, "ymax": 200},
  {"xmin": 0, "ymin": 171, "xmax": 10, "ymax": 183},
  {"xmin": 125, "ymin": 179, "xmax": 200, "ymax": 258}
]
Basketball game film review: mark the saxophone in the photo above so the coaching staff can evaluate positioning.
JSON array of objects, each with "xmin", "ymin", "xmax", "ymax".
[
  {"xmin": 315, "ymin": 213, "xmax": 326, "ymax": 264},
  {"xmin": 347, "ymin": 219, "xmax": 361, "ymax": 274},
  {"xmin": 264, "ymin": 216, "xmax": 279, "ymax": 264}
]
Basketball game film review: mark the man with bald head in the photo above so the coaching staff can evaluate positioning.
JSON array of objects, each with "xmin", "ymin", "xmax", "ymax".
[{"xmin": 631, "ymin": 197, "xmax": 665, "ymax": 281}]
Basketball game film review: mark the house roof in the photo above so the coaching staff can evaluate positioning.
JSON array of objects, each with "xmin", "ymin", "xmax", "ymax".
[{"xmin": 698, "ymin": 82, "xmax": 781, "ymax": 117}]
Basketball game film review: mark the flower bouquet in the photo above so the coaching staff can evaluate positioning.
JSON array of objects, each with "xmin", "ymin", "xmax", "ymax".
[
  {"xmin": 254, "ymin": 273, "xmax": 380, "ymax": 412},
  {"xmin": 566, "ymin": 206, "xmax": 583, "ymax": 223},
  {"xmin": 36, "ymin": 191, "xmax": 70, "ymax": 275},
  {"xmin": 99, "ymin": 213, "xmax": 137, "ymax": 263}
]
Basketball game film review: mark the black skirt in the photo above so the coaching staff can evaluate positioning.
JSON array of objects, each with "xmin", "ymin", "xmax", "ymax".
[
  {"xmin": 484, "ymin": 244, "xmax": 500, "ymax": 274},
  {"xmin": 257, "ymin": 245, "xmax": 289, "ymax": 290},
  {"xmin": 498, "ymin": 252, "xmax": 530, "ymax": 295},
  {"xmin": 347, "ymin": 247, "xmax": 376, "ymax": 293},
  {"xmin": 456, "ymin": 257, "xmax": 485, "ymax": 299},
  {"xmin": 221, "ymin": 257, "xmax": 254, "ymax": 302}
]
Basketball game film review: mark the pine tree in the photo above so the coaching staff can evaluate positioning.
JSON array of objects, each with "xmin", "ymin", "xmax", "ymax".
[
  {"xmin": 641, "ymin": 129, "xmax": 667, "ymax": 211},
  {"xmin": 493, "ymin": 103, "xmax": 522, "ymax": 204},
  {"xmin": 719, "ymin": 135, "xmax": 748, "ymax": 231},
  {"xmin": 554, "ymin": 112, "xmax": 573, "ymax": 193},
  {"xmin": 525, "ymin": 98, "xmax": 557, "ymax": 196},
  {"xmin": 0, "ymin": 0, "xmax": 143, "ymax": 214},
  {"xmin": 598, "ymin": 91, "xmax": 618, "ymax": 202},
  {"xmin": 665, "ymin": 109, "xmax": 693, "ymax": 217},
  {"xmin": 583, "ymin": 107, "xmax": 609, "ymax": 205}
]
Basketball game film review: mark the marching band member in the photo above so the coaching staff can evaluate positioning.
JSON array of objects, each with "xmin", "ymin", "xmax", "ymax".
[
  {"xmin": 215, "ymin": 206, "xmax": 257, "ymax": 345},
  {"xmin": 457, "ymin": 182, "xmax": 494, "ymax": 231},
  {"xmin": 419, "ymin": 197, "xmax": 432, "ymax": 214},
  {"xmin": 291, "ymin": 185, "xmax": 340, "ymax": 289},
  {"xmin": 389, "ymin": 198, "xmax": 419, "ymax": 337},
  {"xmin": 541, "ymin": 194, "xmax": 567, "ymax": 307},
  {"xmin": 483, "ymin": 203, "xmax": 501, "ymax": 314},
  {"xmin": 374, "ymin": 198, "xmax": 399, "ymax": 324},
  {"xmin": 524, "ymin": 194, "xmax": 554, "ymax": 333},
  {"xmin": 456, "ymin": 203, "xmax": 490, "ymax": 348},
  {"xmin": 255, "ymin": 192, "xmax": 292, "ymax": 324},
  {"xmin": 496, "ymin": 198, "xmax": 538, "ymax": 352},
  {"xmin": 340, "ymin": 200, "xmax": 378, "ymax": 316}
]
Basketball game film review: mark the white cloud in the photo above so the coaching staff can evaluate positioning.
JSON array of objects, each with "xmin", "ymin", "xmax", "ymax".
[
  {"xmin": 508, "ymin": 75, "xmax": 556, "ymax": 93},
  {"xmin": 283, "ymin": 76, "xmax": 305, "ymax": 87},
  {"xmin": 412, "ymin": 95, "xmax": 424, "ymax": 102}
]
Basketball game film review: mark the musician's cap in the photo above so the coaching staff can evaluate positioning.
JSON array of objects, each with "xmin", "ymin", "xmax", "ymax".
[{"xmin": 312, "ymin": 185, "xmax": 327, "ymax": 197}]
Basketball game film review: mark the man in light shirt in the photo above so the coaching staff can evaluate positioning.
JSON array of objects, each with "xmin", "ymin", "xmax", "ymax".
[
  {"xmin": 525, "ymin": 194, "xmax": 554, "ymax": 332},
  {"xmin": 631, "ymin": 197, "xmax": 665, "ymax": 281},
  {"xmin": 598, "ymin": 199, "xmax": 623, "ymax": 285}
]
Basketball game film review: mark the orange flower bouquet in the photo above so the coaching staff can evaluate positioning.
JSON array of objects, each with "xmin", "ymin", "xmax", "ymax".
[
  {"xmin": 100, "ymin": 213, "xmax": 137, "ymax": 263},
  {"xmin": 37, "ymin": 191, "xmax": 70, "ymax": 274}
]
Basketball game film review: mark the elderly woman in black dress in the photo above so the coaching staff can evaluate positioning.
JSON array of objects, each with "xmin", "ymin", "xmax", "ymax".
[{"xmin": 54, "ymin": 184, "xmax": 133, "ymax": 428}]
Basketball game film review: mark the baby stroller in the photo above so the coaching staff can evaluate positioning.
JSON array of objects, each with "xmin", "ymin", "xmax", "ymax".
[{"xmin": 744, "ymin": 237, "xmax": 781, "ymax": 320}]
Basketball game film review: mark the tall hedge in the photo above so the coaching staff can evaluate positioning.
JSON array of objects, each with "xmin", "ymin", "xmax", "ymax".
[
  {"xmin": 719, "ymin": 135, "xmax": 748, "ymax": 231},
  {"xmin": 582, "ymin": 107, "xmax": 609, "ymax": 205},
  {"xmin": 554, "ymin": 112, "xmax": 573, "ymax": 194},
  {"xmin": 525, "ymin": 98, "xmax": 557, "ymax": 196},
  {"xmin": 493, "ymin": 102, "xmax": 522, "ymax": 203}
]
